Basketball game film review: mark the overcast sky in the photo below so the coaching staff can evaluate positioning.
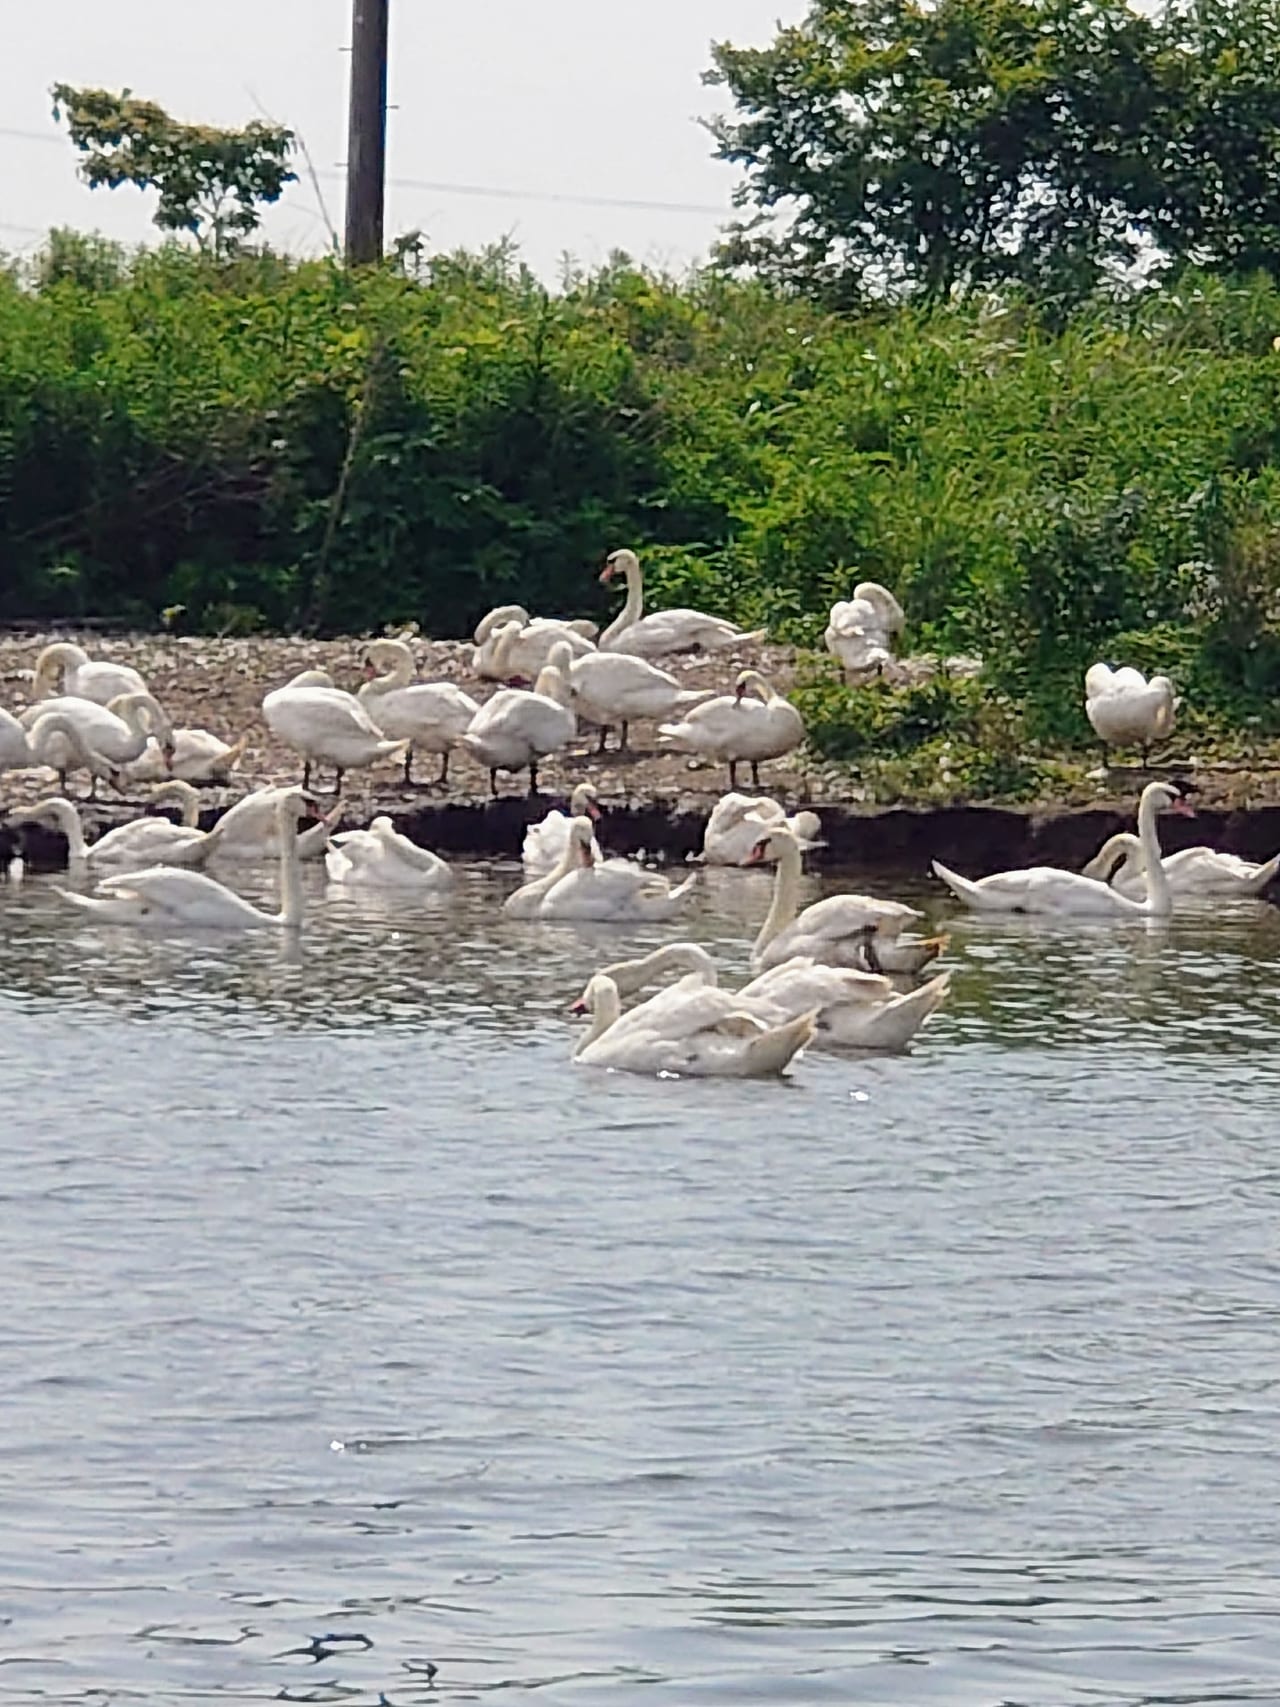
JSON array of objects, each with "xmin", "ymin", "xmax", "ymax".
[{"xmin": 0, "ymin": 1, "xmax": 806, "ymax": 276}]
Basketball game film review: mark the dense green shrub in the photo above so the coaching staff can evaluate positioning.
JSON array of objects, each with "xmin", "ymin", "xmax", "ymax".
[{"xmin": 2, "ymin": 238, "xmax": 1280, "ymax": 746}]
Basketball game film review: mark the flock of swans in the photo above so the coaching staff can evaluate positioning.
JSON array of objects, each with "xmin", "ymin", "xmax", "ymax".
[{"xmin": 3, "ymin": 546, "xmax": 1272, "ymax": 1080}]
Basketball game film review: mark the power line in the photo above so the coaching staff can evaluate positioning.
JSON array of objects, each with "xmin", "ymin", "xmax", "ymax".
[{"xmin": 0, "ymin": 124, "xmax": 727, "ymax": 217}]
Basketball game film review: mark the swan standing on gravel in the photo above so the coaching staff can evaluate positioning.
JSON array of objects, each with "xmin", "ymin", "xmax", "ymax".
[
  {"xmin": 522, "ymin": 782, "xmax": 604, "ymax": 877},
  {"xmin": 126, "ymin": 728, "xmax": 249, "ymax": 784},
  {"xmin": 357, "ymin": 638, "xmax": 479, "ymax": 786},
  {"xmin": 699, "ymin": 793, "xmax": 822, "ymax": 866},
  {"xmin": 932, "ymin": 780, "xmax": 1193, "ymax": 917},
  {"xmin": 567, "ymin": 650, "xmax": 710, "ymax": 752},
  {"xmin": 474, "ymin": 609, "xmax": 597, "ymax": 682},
  {"xmin": 205, "ymin": 786, "xmax": 341, "ymax": 861},
  {"xmin": 0, "ymin": 709, "xmax": 123, "ymax": 791},
  {"xmin": 462, "ymin": 638, "xmax": 577, "ymax": 795},
  {"xmin": 746, "ymin": 824, "xmax": 944, "ymax": 974},
  {"xmin": 262, "ymin": 671, "xmax": 409, "ymax": 794},
  {"xmin": 598, "ymin": 548, "xmax": 767, "ymax": 657},
  {"xmin": 55, "ymin": 790, "xmax": 313, "ymax": 931},
  {"xmin": 659, "ymin": 670, "xmax": 804, "ymax": 788},
  {"xmin": 571, "ymin": 970, "xmax": 817, "ymax": 1078},
  {"xmin": 824, "ymin": 582, "xmax": 905, "ymax": 680},
  {"xmin": 1081, "ymin": 831, "xmax": 1280, "ymax": 900},
  {"xmin": 505, "ymin": 815, "xmax": 696, "ymax": 921},
  {"xmin": 583, "ymin": 942, "xmax": 951, "ymax": 1052},
  {"xmin": 32, "ymin": 642, "xmax": 149, "ymax": 705},
  {"xmin": 18, "ymin": 693, "xmax": 174, "ymax": 796},
  {"xmin": 325, "ymin": 816, "xmax": 453, "ymax": 890},
  {"xmin": 11, "ymin": 781, "xmax": 213, "ymax": 871},
  {"xmin": 1085, "ymin": 664, "xmax": 1176, "ymax": 759}
]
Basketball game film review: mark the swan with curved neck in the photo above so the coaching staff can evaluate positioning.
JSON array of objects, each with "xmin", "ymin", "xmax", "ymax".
[
  {"xmin": 358, "ymin": 637, "xmax": 479, "ymax": 786},
  {"xmin": 824, "ymin": 582, "xmax": 906, "ymax": 680},
  {"xmin": 1082, "ymin": 830, "xmax": 1280, "ymax": 900},
  {"xmin": 572, "ymin": 971, "xmax": 818, "ymax": 1078},
  {"xmin": 658, "ymin": 669, "xmax": 804, "ymax": 789},
  {"xmin": 746, "ymin": 824, "xmax": 928, "ymax": 972},
  {"xmin": 474, "ymin": 611, "xmax": 596, "ymax": 684},
  {"xmin": 933, "ymin": 781, "xmax": 1193, "ymax": 917},
  {"xmin": 11, "ymin": 780, "xmax": 209, "ymax": 870},
  {"xmin": 579, "ymin": 940, "xmax": 950, "ymax": 1051},
  {"xmin": 18, "ymin": 692, "xmax": 174, "ymax": 795},
  {"xmin": 33, "ymin": 642, "xmax": 148, "ymax": 706},
  {"xmin": 1084, "ymin": 665, "xmax": 1176, "ymax": 760},
  {"xmin": 698, "ymin": 793, "xmax": 823, "ymax": 865},
  {"xmin": 262, "ymin": 670, "xmax": 410, "ymax": 794},
  {"xmin": 597, "ymin": 548, "xmax": 768, "ymax": 657},
  {"xmin": 1, "ymin": 709, "xmax": 125, "ymax": 793},
  {"xmin": 326, "ymin": 815, "xmax": 453, "ymax": 890},
  {"xmin": 57, "ymin": 791, "xmax": 313, "ymax": 930}
]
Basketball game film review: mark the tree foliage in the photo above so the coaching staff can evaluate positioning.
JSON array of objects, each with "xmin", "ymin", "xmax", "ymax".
[
  {"xmin": 51, "ymin": 85, "xmax": 295, "ymax": 256},
  {"xmin": 707, "ymin": 0, "xmax": 1280, "ymax": 307}
]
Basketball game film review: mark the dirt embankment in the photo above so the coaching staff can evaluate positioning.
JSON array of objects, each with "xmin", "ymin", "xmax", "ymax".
[{"xmin": 3, "ymin": 629, "xmax": 1280, "ymax": 880}]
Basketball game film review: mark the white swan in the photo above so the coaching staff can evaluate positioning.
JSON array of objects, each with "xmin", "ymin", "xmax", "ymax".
[
  {"xmin": 1081, "ymin": 831, "xmax": 1280, "ymax": 900},
  {"xmin": 11, "ymin": 781, "xmax": 213, "ymax": 871},
  {"xmin": 572, "ymin": 971, "xmax": 817, "ymax": 1078},
  {"xmin": 583, "ymin": 942, "xmax": 951, "ymax": 1052},
  {"xmin": 566, "ymin": 650, "xmax": 710, "ymax": 752},
  {"xmin": 598, "ymin": 548, "xmax": 767, "ymax": 657},
  {"xmin": 126, "ymin": 728, "xmax": 249, "ymax": 784},
  {"xmin": 699, "ymin": 793, "xmax": 822, "ymax": 866},
  {"xmin": 746, "ymin": 823, "xmax": 943, "ymax": 974},
  {"xmin": 522, "ymin": 782, "xmax": 604, "ymax": 877},
  {"xmin": 0, "ymin": 708, "xmax": 124, "ymax": 790},
  {"xmin": 262, "ymin": 672, "xmax": 409, "ymax": 793},
  {"xmin": 473, "ymin": 609, "xmax": 596, "ymax": 682},
  {"xmin": 33, "ymin": 641, "xmax": 149, "ymax": 705},
  {"xmin": 17, "ymin": 692, "xmax": 173, "ymax": 795},
  {"xmin": 461, "ymin": 640, "xmax": 577, "ymax": 795},
  {"xmin": 1085, "ymin": 664, "xmax": 1176, "ymax": 757},
  {"xmin": 325, "ymin": 815, "xmax": 452, "ymax": 890},
  {"xmin": 205, "ymin": 786, "xmax": 341, "ymax": 862},
  {"xmin": 56, "ymin": 789, "xmax": 312, "ymax": 931},
  {"xmin": 933, "ymin": 780, "xmax": 1193, "ymax": 916},
  {"xmin": 659, "ymin": 669, "xmax": 804, "ymax": 788},
  {"xmin": 357, "ymin": 638, "xmax": 479, "ymax": 785},
  {"xmin": 824, "ymin": 582, "xmax": 906, "ymax": 680},
  {"xmin": 505, "ymin": 814, "xmax": 696, "ymax": 921}
]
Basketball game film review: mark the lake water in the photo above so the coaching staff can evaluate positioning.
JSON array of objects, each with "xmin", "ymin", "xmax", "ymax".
[{"xmin": 2, "ymin": 856, "xmax": 1279, "ymax": 1705}]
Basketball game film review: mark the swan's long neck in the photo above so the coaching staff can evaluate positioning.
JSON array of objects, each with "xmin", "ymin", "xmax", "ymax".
[
  {"xmin": 754, "ymin": 838, "xmax": 802, "ymax": 956},
  {"xmin": 377, "ymin": 644, "xmax": 414, "ymax": 690},
  {"xmin": 47, "ymin": 799, "xmax": 88, "ymax": 859},
  {"xmin": 27, "ymin": 712, "xmax": 93, "ymax": 771},
  {"xmin": 601, "ymin": 943, "xmax": 718, "ymax": 997},
  {"xmin": 600, "ymin": 557, "xmax": 644, "ymax": 647},
  {"xmin": 34, "ymin": 643, "xmax": 84, "ymax": 695},
  {"xmin": 513, "ymin": 816, "xmax": 587, "ymax": 907},
  {"xmin": 275, "ymin": 803, "xmax": 304, "ymax": 928},
  {"xmin": 1135, "ymin": 790, "xmax": 1173, "ymax": 916},
  {"xmin": 156, "ymin": 780, "xmax": 201, "ymax": 828},
  {"xmin": 575, "ymin": 976, "xmax": 622, "ymax": 1056}
]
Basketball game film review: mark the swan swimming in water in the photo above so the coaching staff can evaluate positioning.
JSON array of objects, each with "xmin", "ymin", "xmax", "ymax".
[
  {"xmin": 11, "ymin": 781, "xmax": 213, "ymax": 871},
  {"xmin": 932, "ymin": 780, "xmax": 1193, "ymax": 917},
  {"xmin": 1080, "ymin": 830, "xmax": 1280, "ymax": 901},
  {"xmin": 698, "ymin": 793, "xmax": 822, "ymax": 866},
  {"xmin": 571, "ymin": 970, "xmax": 818, "ymax": 1078},
  {"xmin": 505, "ymin": 815, "xmax": 696, "ymax": 921},
  {"xmin": 55, "ymin": 789, "xmax": 315, "ymax": 931},
  {"xmin": 521, "ymin": 782, "xmax": 604, "ymax": 878},
  {"xmin": 325, "ymin": 816, "xmax": 453, "ymax": 890}
]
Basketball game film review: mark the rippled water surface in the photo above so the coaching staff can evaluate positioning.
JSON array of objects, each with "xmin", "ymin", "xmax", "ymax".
[{"xmin": 3, "ymin": 856, "xmax": 1280, "ymax": 1704}]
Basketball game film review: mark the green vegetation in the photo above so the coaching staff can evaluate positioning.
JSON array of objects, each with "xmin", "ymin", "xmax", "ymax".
[{"xmin": 3, "ymin": 233, "xmax": 1280, "ymax": 789}]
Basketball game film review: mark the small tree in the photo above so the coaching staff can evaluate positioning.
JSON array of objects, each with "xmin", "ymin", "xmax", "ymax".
[{"xmin": 51, "ymin": 84, "xmax": 295, "ymax": 257}]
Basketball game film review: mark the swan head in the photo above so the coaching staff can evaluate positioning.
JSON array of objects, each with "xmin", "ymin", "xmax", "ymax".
[
  {"xmin": 733, "ymin": 669, "xmax": 770, "ymax": 704},
  {"xmin": 546, "ymin": 640, "xmax": 575, "ymax": 674},
  {"xmin": 600, "ymin": 548, "xmax": 639, "ymax": 585},
  {"xmin": 569, "ymin": 782, "xmax": 601, "ymax": 821},
  {"xmin": 1143, "ymin": 779, "xmax": 1195, "ymax": 818},
  {"xmin": 744, "ymin": 824, "xmax": 800, "ymax": 865},
  {"xmin": 32, "ymin": 643, "xmax": 88, "ymax": 696},
  {"xmin": 569, "ymin": 969, "xmax": 615, "ymax": 1018},
  {"xmin": 363, "ymin": 637, "xmax": 413, "ymax": 678}
]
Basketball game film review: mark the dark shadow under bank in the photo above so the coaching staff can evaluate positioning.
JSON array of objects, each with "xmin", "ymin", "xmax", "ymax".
[{"xmin": 6, "ymin": 793, "xmax": 1280, "ymax": 888}]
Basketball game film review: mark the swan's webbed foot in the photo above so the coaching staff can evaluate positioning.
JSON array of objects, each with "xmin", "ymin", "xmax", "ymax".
[{"xmin": 436, "ymin": 752, "xmax": 450, "ymax": 788}]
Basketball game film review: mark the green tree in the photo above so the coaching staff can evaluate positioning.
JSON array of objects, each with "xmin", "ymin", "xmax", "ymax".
[
  {"xmin": 51, "ymin": 85, "xmax": 295, "ymax": 257},
  {"xmin": 707, "ymin": 0, "xmax": 1280, "ymax": 307}
]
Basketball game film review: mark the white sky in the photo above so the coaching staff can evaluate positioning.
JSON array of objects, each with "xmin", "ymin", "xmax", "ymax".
[{"xmin": 0, "ymin": 1, "xmax": 806, "ymax": 277}]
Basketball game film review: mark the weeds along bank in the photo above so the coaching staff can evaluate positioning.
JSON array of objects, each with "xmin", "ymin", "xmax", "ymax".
[{"xmin": 3, "ymin": 238, "xmax": 1280, "ymax": 778}]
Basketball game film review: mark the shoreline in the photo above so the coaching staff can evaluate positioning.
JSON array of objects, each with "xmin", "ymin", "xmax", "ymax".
[{"xmin": 3, "ymin": 628, "xmax": 1280, "ymax": 886}]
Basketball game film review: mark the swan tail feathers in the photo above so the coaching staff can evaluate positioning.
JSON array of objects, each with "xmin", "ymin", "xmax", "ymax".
[
  {"xmin": 930, "ymin": 861, "xmax": 988, "ymax": 907},
  {"xmin": 741, "ymin": 1007, "xmax": 818, "ymax": 1076},
  {"xmin": 1249, "ymin": 850, "xmax": 1280, "ymax": 892}
]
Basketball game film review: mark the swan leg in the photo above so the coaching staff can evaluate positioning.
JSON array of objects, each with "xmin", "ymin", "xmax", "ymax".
[
  {"xmin": 528, "ymin": 760, "xmax": 540, "ymax": 797},
  {"xmin": 620, "ymin": 721, "xmax": 630, "ymax": 751},
  {"xmin": 333, "ymin": 767, "xmax": 345, "ymax": 796},
  {"xmin": 596, "ymin": 724, "xmax": 610, "ymax": 755},
  {"xmin": 303, "ymin": 759, "xmax": 313, "ymax": 792},
  {"xmin": 728, "ymin": 759, "xmax": 739, "ymax": 789},
  {"xmin": 751, "ymin": 760, "xmax": 761, "ymax": 787},
  {"xmin": 403, "ymin": 746, "xmax": 415, "ymax": 786},
  {"xmin": 489, "ymin": 767, "xmax": 500, "ymax": 797},
  {"xmin": 437, "ymin": 751, "xmax": 450, "ymax": 787},
  {"xmin": 856, "ymin": 927, "xmax": 883, "ymax": 975}
]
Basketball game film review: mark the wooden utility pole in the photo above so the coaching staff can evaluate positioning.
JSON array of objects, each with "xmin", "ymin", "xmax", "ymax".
[{"xmin": 345, "ymin": 0, "xmax": 389, "ymax": 264}]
